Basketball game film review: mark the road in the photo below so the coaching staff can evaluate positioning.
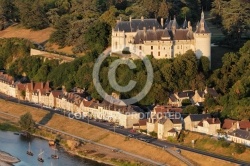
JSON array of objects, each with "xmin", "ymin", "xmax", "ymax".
[{"xmin": 0, "ymin": 93, "xmax": 249, "ymax": 165}]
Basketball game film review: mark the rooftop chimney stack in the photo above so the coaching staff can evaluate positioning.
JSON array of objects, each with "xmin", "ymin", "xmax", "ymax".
[
  {"xmin": 129, "ymin": 16, "xmax": 132, "ymax": 22},
  {"xmin": 161, "ymin": 18, "xmax": 164, "ymax": 28}
]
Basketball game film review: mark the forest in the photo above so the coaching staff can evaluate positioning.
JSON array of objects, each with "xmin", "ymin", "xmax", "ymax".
[{"xmin": 0, "ymin": 0, "xmax": 249, "ymax": 53}]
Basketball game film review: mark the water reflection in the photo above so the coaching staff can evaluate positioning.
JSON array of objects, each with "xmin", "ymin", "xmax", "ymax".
[{"xmin": 0, "ymin": 131, "xmax": 105, "ymax": 166}]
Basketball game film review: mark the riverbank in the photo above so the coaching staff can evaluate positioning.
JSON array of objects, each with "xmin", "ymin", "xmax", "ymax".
[
  {"xmin": 0, "ymin": 99, "xmax": 240, "ymax": 166},
  {"xmin": 0, "ymin": 151, "xmax": 20, "ymax": 165}
]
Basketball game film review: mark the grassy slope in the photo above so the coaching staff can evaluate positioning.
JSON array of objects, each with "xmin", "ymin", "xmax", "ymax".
[{"xmin": 0, "ymin": 99, "xmax": 237, "ymax": 166}]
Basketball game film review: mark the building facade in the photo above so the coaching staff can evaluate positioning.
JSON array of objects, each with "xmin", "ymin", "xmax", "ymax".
[{"xmin": 111, "ymin": 11, "xmax": 211, "ymax": 65}]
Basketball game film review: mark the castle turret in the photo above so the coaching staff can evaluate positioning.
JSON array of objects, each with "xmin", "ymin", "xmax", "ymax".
[{"xmin": 194, "ymin": 10, "xmax": 211, "ymax": 68}]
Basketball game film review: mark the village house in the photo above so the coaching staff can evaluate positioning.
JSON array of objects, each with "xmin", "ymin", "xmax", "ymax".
[
  {"xmin": 25, "ymin": 82, "xmax": 51, "ymax": 103},
  {"xmin": 192, "ymin": 87, "xmax": 219, "ymax": 104},
  {"xmin": 228, "ymin": 129, "xmax": 250, "ymax": 146},
  {"xmin": 0, "ymin": 71, "xmax": 16, "ymax": 97},
  {"xmin": 147, "ymin": 118, "xmax": 159, "ymax": 133},
  {"xmin": 48, "ymin": 90, "xmax": 63, "ymax": 108},
  {"xmin": 196, "ymin": 117, "xmax": 221, "ymax": 135},
  {"xmin": 158, "ymin": 117, "xmax": 182, "ymax": 139},
  {"xmin": 184, "ymin": 114, "xmax": 211, "ymax": 131},
  {"xmin": 133, "ymin": 119, "xmax": 147, "ymax": 130},
  {"xmin": 16, "ymin": 83, "xmax": 26, "ymax": 100},
  {"xmin": 168, "ymin": 91, "xmax": 194, "ymax": 107},
  {"xmin": 80, "ymin": 97, "xmax": 141, "ymax": 128},
  {"xmin": 222, "ymin": 119, "xmax": 250, "ymax": 132}
]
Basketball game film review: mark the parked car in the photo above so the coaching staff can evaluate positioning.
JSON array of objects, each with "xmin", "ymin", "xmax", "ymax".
[
  {"xmin": 128, "ymin": 134, "xmax": 134, "ymax": 138},
  {"xmin": 116, "ymin": 125, "xmax": 124, "ymax": 129}
]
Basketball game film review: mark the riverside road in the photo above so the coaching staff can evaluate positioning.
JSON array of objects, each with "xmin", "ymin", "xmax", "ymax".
[{"xmin": 0, "ymin": 93, "xmax": 249, "ymax": 166}]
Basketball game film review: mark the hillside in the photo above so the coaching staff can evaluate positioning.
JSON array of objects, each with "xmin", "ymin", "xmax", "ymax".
[
  {"xmin": 0, "ymin": 25, "xmax": 53, "ymax": 44},
  {"xmin": 0, "ymin": 25, "xmax": 77, "ymax": 55}
]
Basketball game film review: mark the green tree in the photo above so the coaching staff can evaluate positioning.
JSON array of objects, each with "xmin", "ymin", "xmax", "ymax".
[
  {"xmin": 183, "ymin": 105, "xmax": 199, "ymax": 114},
  {"xmin": 221, "ymin": 0, "xmax": 250, "ymax": 45},
  {"xmin": 199, "ymin": 56, "xmax": 210, "ymax": 77},
  {"xmin": 158, "ymin": 0, "xmax": 169, "ymax": 18},
  {"xmin": 84, "ymin": 21, "xmax": 111, "ymax": 53},
  {"xmin": 99, "ymin": 6, "xmax": 119, "ymax": 27},
  {"xmin": 19, "ymin": 112, "xmax": 36, "ymax": 132}
]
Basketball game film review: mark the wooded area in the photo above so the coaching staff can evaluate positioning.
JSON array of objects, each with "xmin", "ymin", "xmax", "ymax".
[{"xmin": 0, "ymin": 0, "xmax": 249, "ymax": 52}]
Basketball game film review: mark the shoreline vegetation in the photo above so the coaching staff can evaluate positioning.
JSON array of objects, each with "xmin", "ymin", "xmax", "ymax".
[{"xmin": 0, "ymin": 99, "xmax": 242, "ymax": 166}]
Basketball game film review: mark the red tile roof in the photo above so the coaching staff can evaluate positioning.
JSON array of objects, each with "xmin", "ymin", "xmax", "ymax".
[
  {"xmin": 222, "ymin": 119, "xmax": 237, "ymax": 129},
  {"xmin": 51, "ymin": 90, "xmax": 63, "ymax": 98},
  {"xmin": 168, "ymin": 128, "xmax": 177, "ymax": 133},
  {"xmin": 139, "ymin": 119, "xmax": 147, "ymax": 126},
  {"xmin": 239, "ymin": 120, "xmax": 250, "ymax": 130}
]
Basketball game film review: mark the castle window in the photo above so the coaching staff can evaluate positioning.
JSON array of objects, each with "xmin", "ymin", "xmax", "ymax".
[
  {"xmin": 158, "ymin": 52, "xmax": 160, "ymax": 56},
  {"xmin": 151, "ymin": 52, "xmax": 153, "ymax": 56},
  {"xmin": 181, "ymin": 45, "xmax": 182, "ymax": 49},
  {"xmin": 125, "ymin": 35, "xmax": 127, "ymax": 38},
  {"xmin": 151, "ymin": 46, "xmax": 153, "ymax": 50},
  {"xmin": 139, "ymin": 46, "xmax": 142, "ymax": 50},
  {"xmin": 165, "ymin": 54, "xmax": 167, "ymax": 57},
  {"xmin": 158, "ymin": 46, "xmax": 160, "ymax": 50},
  {"xmin": 115, "ymin": 42, "xmax": 118, "ymax": 49},
  {"xmin": 164, "ymin": 47, "xmax": 165, "ymax": 50}
]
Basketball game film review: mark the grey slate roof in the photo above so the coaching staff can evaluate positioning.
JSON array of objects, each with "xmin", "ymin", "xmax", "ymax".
[
  {"xmin": 114, "ymin": 19, "xmax": 162, "ymax": 32},
  {"xmin": 206, "ymin": 88, "xmax": 219, "ymax": 97},
  {"xmin": 195, "ymin": 11, "xmax": 210, "ymax": 33},
  {"xmin": 177, "ymin": 91, "xmax": 194, "ymax": 98},
  {"xmin": 133, "ymin": 29, "xmax": 171, "ymax": 44},
  {"xmin": 229, "ymin": 129, "xmax": 250, "ymax": 140},
  {"xmin": 189, "ymin": 114, "xmax": 211, "ymax": 122}
]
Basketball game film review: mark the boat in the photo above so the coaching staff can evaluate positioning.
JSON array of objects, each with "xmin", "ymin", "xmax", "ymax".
[
  {"xmin": 37, "ymin": 150, "xmax": 44, "ymax": 162},
  {"xmin": 51, "ymin": 145, "xmax": 59, "ymax": 159},
  {"xmin": 26, "ymin": 142, "xmax": 33, "ymax": 156}
]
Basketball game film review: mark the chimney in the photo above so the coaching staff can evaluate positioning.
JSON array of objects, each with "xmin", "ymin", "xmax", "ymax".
[
  {"xmin": 141, "ymin": 16, "xmax": 144, "ymax": 21},
  {"xmin": 129, "ymin": 16, "xmax": 132, "ymax": 22},
  {"xmin": 120, "ymin": 17, "xmax": 122, "ymax": 22},
  {"xmin": 161, "ymin": 18, "xmax": 164, "ymax": 27},
  {"xmin": 212, "ymin": 118, "xmax": 215, "ymax": 123},
  {"xmin": 153, "ymin": 26, "xmax": 156, "ymax": 32}
]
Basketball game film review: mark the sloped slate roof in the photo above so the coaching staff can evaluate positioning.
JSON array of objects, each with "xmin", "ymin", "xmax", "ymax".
[
  {"xmin": 114, "ymin": 19, "xmax": 162, "ymax": 32},
  {"xmin": 189, "ymin": 114, "xmax": 211, "ymax": 122},
  {"xmin": 229, "ymin": 129, "xmax": 250, "ymax": 140},
  {"xmin": 133, "ymin": 29, "xmax": 171, "ymax": 44}
]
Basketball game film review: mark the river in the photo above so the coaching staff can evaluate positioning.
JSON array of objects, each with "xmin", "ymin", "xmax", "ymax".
[{"xmin": 0, "ymin": 131, "xmax": 106, "ymax": 166}]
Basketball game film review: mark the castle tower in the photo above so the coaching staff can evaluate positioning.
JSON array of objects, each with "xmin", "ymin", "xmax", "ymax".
[{"xmin": 194, "ymin": 10, "xmax": 211, "ymax": 67}]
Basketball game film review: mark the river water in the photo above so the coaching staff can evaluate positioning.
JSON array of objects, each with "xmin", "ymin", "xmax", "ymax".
[{"xmin": 0, "ymin": 131, "xmax": 105, "ymax": 166}]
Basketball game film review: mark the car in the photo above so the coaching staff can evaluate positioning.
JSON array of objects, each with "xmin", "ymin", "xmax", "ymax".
[
  {"xmin": 112, "ymin": 149, "xmax": 120, "ymax": 152},
  {"xmin": 176, "ymin": 149, "xmax": 181, "ymax": 154},
  {"xmin": 116, "ymin": 125, "xmax": 124, "ymax": 129},
  {"xmin": 128, "ymin": 134, "xmax": 134, "ymax": 138}
]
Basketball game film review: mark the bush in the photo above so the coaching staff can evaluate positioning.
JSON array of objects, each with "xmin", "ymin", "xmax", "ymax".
[
  {"xmin": 122, "ymin": 50, "xmax": 131, "ymax": 54},
  {"xmin": 218, "ymin": 138, "xmax": 230, "ymax": 148},
  {"xmin": 149, "ymin": 131, "xmax": 157, "ymax": 137},
  {"xmin": 234, "ymin": 143, "xmax": 246, "ymax": 154}
]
